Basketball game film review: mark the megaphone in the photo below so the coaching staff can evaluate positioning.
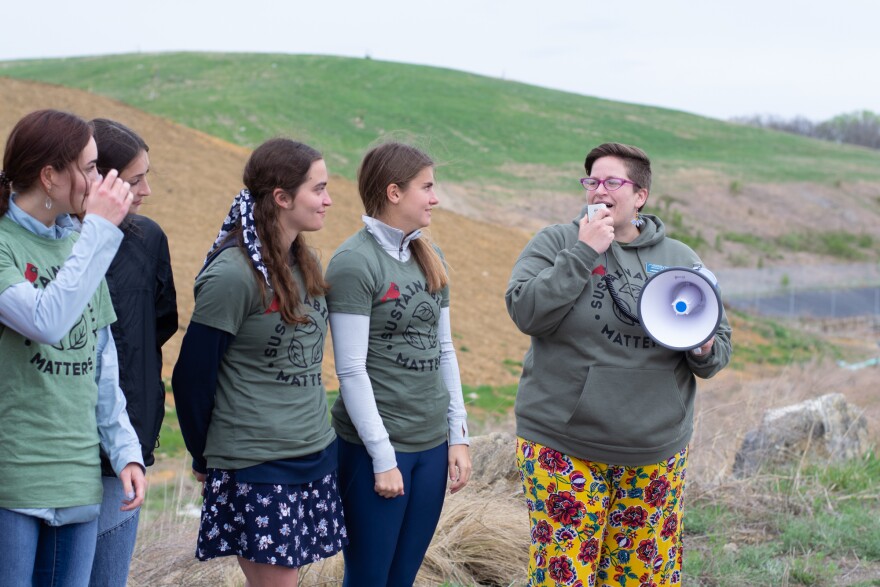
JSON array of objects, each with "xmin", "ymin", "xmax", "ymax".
[{"xmin": 637, "ymin": 264, "xmax": 722, "ymax": 351}]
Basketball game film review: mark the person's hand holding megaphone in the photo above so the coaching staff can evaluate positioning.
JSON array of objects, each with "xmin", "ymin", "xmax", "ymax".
[
  {"xmin": 691, "ymin": 338, "xmax": 715, "ymax": 357},
  {"xmin": 579, "ymin": 205, "xmax": 614, "ymax": 253}
]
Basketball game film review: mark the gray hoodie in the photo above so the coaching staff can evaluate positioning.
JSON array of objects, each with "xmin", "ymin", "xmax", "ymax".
[{"xmin": 506, "ymin": 207, "xmax": 732, "ymax": 466}]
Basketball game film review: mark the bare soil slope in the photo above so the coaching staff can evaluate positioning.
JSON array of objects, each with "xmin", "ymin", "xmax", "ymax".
[{"xmin": 0, "ymin": 77, "xmax": 531, "ymax": 387}]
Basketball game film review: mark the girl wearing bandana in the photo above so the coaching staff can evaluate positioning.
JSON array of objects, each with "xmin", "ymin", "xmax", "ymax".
[{"xmin": 172, "ymin": 138, "xmax": 345, "ymax": 587}]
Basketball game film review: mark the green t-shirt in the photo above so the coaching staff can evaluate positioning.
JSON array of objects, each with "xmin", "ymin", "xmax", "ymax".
[
  {"xmin": 193, "ymin": 247, "xmax": 335, "ymax": 469},
  {"xmin": 325, "ymin": 228, "xmax": 450, "ymax": 452},
  {"xmin": 0, "ymin": 216, "xmax": 116, "ymax": 508}
]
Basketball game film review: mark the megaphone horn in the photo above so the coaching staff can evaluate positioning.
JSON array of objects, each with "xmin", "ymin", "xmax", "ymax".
[{"xmin": 637, "ymin": 264, "xmax": 722, "ymax": 351}]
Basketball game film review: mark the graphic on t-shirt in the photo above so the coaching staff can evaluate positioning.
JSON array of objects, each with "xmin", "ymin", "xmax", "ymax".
[
  {"xmin": 288, "ymin": 315, "xmax": 324, "ymax": 368},
  {"xmin": 50, "ymin": 315, "xmax": 89, "ymax": 351},
  {"xmin": 402, "ymin": 301, "xmax": 438, "ymax": 351},
  {"xmin": 264, "ymin": 295, "xmax": 280, "ymax": 314},
  {"xmin": 381, "ymin": 282, "xmax": 400, "ymax": 302},
  {"xmin": 21, "ymin": 259, "xmax": 100, "ymax": 376},
  {"xmin": 25, "ymin": 263, "xmax": 38, "ymax": 283}
]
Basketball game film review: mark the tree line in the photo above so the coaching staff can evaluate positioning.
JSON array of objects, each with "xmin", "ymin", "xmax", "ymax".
[{"xmin": 732, "ymin": 110, "xmax": 880, "ymax": 150}]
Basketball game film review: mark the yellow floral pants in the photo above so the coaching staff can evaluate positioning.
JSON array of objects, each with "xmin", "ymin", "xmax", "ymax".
[{"xmin": 516, "ymin": 437, "xmax": 687, "ymax": 586}]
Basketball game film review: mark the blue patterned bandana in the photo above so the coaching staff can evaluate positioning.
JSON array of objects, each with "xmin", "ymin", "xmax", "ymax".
[{"xmin": 206, "ymin": 189, "xmax": 270, "ymax": 286}]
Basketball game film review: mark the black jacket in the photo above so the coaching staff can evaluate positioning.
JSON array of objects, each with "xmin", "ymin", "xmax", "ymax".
[{"xmin": 101, "ymin": 214, "xmax": 178, "ymax": 474}]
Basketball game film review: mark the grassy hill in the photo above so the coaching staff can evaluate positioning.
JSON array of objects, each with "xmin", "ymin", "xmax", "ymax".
[
  {"xmin": 3, "ymin": 53, "xmax": 880, "ymax": 186},
  {"xmin": 3, "ymin": 52, "xmax": 879, "ymax": 270}
]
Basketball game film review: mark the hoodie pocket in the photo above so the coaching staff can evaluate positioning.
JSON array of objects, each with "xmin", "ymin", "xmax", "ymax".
[{"xmin": 564, "ymin": 366, "xmax": 686, "ymax": 449}]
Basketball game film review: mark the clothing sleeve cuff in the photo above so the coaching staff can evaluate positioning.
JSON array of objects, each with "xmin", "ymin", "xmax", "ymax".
[
  {"xmin": 367, "ymin": 442, "xmax": 398, "ymax": 474},
  {"xmin": 571, "ymin": 240, "xmax": 600, "ymax": 270},
  {"xmin": 111, "ymin": 449, "xmax": 145, "ymax": 477},
  {"xmin": 448, "ymin": 418, "xmax": 470, "ymax": 446},
  {"xmin": 82, "ymin": 214, "xmax": 124, "ymax": 243},
  {"xmin": 192, "ymin": 457, "xmax": 208, "ymax": 475}
]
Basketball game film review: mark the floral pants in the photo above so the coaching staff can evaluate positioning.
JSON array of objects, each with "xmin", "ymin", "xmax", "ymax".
[{"xmin": 517, "ymin": 437, "xmax": 687, "ymax": 587}]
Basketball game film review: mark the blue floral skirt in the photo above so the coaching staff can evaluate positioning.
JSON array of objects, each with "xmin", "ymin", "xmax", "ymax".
[{"xmin": 196, "ymin": 468, "xmax": 347, "ymax": 568}]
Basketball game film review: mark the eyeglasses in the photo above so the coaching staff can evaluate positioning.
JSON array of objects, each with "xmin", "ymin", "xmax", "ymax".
[{"xmin": 579, "ymin": 177, "xmax": 638, "ymax": 191}]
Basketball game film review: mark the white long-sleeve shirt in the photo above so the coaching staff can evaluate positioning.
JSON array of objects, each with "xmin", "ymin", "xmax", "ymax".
[{"xmin": 329, "ymin": 216, "xmax": 469, "ymax": 474}]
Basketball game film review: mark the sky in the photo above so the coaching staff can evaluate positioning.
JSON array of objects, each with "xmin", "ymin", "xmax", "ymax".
[{"xmin": 3, "ymin": 0, "xmax": 877, "ymax": 122}]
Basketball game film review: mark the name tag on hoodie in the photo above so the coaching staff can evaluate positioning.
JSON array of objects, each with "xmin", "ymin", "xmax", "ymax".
[{"xmin": 646, "ymin": 263, "xmax": 667, "ymax": 275}]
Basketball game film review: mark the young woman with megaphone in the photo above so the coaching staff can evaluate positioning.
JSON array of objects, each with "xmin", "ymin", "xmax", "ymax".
[{"xmin": 506, "ymin": 142, "xmax": 731, "ymax": 587}]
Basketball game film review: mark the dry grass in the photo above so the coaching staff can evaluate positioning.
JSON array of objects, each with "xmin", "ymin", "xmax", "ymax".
[
  {"xmin": 131, "ymin": 355, "xmax": 880, "ymax": 586},
  {"xmin": 131, "ymin": 458, "xmax": 528, "ymax": 587}
]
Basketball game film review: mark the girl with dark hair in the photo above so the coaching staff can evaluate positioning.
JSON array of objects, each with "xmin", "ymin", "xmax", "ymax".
[
  {"xmin": 87, "ymin": 118, "xmax": 178, "ymax": 587},
  {"xmin": 0, "ymin": 109, "xmax": 145, "ymax": 586},
  {"xmin": 325, "ymin": 141, "xmax": 471, "ymax": 586},
  {"xmin": 172, "ymin": 138, "xmax": 345, "ymax": 587}
]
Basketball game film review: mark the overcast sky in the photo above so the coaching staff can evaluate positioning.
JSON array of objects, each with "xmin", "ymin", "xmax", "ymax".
[{"xmin": 3, "ymin": 0, "xmax": 876, "ymax": 122}]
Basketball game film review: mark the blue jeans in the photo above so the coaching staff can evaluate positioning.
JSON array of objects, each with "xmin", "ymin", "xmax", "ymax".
[
  {"xmin": 89, "ymin": 476, "xmax": 140, "ymax": 587},
  {"xmin": 338, "ymin": 438, "xmax": 448, "ymax": 587},
  {"xmin": 0, "ymin": 508, "xmax": 98, "ymax": 587}
]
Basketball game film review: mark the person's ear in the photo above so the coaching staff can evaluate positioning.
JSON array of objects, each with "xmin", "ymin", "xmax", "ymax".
[
  {"xmin": 636, "ymin": 187, "xmax": 649, "ymax": 209},
  {"xmin": 273, "ymin": 187, "xmax": 293, "ymax": 209},
  {"xmin": 386, "ymin": 183, "xmax": 401, "ymax": 205},
  {"xmin": 40, "ymin": 165, "xmax": 57, "ymax": 193}
]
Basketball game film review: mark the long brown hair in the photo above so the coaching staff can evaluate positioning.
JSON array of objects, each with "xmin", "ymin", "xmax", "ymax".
[
  {"xmin": 1, "ymin": 109, "xmax": 93, "ymax": 217},
  {"xmin": 243, "ymin": 138, "xmax": 329, "ymax": 324},
  {"xmin": 357, "ymin": 142, "xmax": 448, "ymax": 293}
]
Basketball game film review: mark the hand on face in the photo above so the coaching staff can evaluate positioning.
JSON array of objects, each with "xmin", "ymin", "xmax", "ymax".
[
  {"xmin": 84, "ymin": 169, "xmax": 132, "ymax": 226},
  {"xmin": 579, "ymin": 206, "xmax": 614, "ymax": 253}
]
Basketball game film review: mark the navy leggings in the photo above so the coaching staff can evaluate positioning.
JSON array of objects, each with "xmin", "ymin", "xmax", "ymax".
[{"xmin": 338, "ymin": 438, "xmax": 448, "ymax": 587}]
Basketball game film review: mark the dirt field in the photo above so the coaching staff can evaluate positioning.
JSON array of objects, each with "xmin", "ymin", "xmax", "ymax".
[{"xmin": 0, "ymin": 77, "xmax": 533, "ymax": 387}]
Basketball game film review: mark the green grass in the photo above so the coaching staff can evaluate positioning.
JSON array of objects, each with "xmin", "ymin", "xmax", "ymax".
[
  {"xmin": 727, "ymin": 310, "xmax": 837, "ymax": 370},
  {"xmin": 462, "ymin": 383, "xmax": 518, "ymax": 415},
  {"xmin": 3, "ymin": 52, "xmax": 880, "ymax": 194},
  {"xmin": 155, "ymin": 399, "xmax": 186, "ymax": 458},
  {"xmin": 776, "ymin": 231, "xmax": 879, "ymax": 261},
  {"xmin": 686, "ymin": 453, "xmax": 880, "ymax": 585}
]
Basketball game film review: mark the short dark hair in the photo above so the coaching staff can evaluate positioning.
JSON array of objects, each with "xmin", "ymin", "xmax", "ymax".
[{"xmin": 584, "ymin": 142, "xmax": 652, "ymax": 193}]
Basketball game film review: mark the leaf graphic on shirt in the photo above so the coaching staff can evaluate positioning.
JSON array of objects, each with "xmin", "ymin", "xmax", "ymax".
[
  {"xmin": 294, "ymin": 316, "xmax": 319, "ymax": 336},
  {"xmin": 403, "ymin": 324, "xmax": 426, "ymax": 350},
  {"xmin": 312, "ymin": 332, "xmax": 324, "ymax": 364},
  {"xmin": 412, "ymin": 301, "xmax": 435, "ymax": 323},
  {"xmin": 427, "ymin": 325, "xmax": 438, "ymax": 349},
  {"xmin": 67, "ymin": 316, "xmax": 88, "ymax": 350},
  {"xmin": 288, "ymin": 339, "xmax": 307, "ymax": 368}
]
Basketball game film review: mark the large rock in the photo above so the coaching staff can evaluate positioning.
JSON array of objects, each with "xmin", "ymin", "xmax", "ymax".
[
  {"xmin": 733, "ymin": 393, "xmax": 869, "ymax": 477},
  {"xmin": 467, "ymin": 431, "xmax": 520, "ymax": 488}
]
